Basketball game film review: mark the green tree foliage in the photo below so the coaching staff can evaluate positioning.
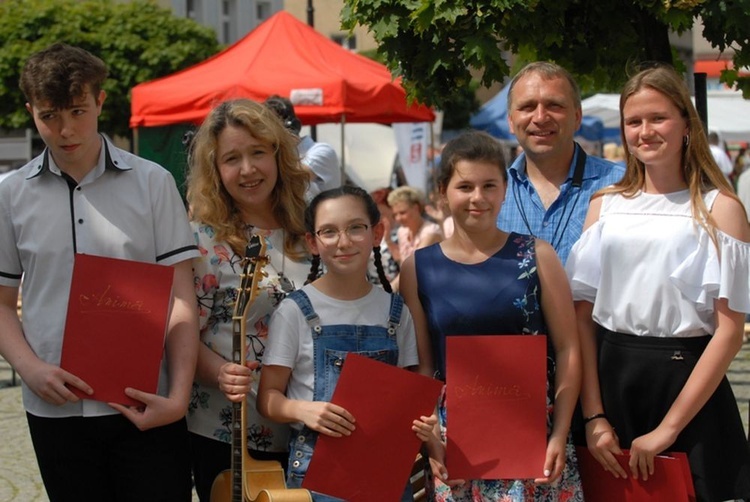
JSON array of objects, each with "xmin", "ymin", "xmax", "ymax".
[
  {"xmin": 358, "ymin": 45, "xmax": 479, "ymax": 129},
  {"xmin": 441, "ymin": 79, "xmax": 480, "ymax": 130},
  {"xmin": 0, "ymin": 0, "xmax": 221, "ymax": 137},
  {"xmin": 342, "ymin": 0, "xmax": 750, "ymax": 107}
]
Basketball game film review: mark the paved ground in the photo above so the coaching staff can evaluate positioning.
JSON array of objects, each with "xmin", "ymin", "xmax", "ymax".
[{"xmin": 1, "ymin": 333, "xmax": 749, "ymax": 502}]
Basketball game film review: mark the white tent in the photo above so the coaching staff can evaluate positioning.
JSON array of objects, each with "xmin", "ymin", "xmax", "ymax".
[
  {"xmin": 703, "ymin": 91, "xmax": 750, "ymax": 142},
  {"xmin": 582, "ymin": 90, "xmax": 750, "ymax": 143}
]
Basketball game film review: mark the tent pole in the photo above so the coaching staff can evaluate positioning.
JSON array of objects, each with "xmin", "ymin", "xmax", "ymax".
[
  {"xmin": 133, "ymin": 127, "xmax": 140, "ymax": 156},
  {"xmin": 307, "ymin": 0, "xmax": 317, "ymax": 141},
  {"xmin": 340, "ymin": 115, "xmax": 346, "ymax": 184},
  {"xmin": 429, "ymin": 120, "xmax": 436, "ymax": 188}
]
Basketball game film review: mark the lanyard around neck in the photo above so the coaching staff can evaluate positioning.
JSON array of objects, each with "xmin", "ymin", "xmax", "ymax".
[{"xmin": 512, "ymin": 144, "xmax": 587, "ymax": 249}]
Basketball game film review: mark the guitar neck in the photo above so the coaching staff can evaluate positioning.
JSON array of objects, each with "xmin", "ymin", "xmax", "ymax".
[
  {"xmin": 229, "ymin": 236, "xmax": 267, "ymax": 502},
  {"xmin": 231, "ymin": 317, "xmax": 247, "ymax": 502}
]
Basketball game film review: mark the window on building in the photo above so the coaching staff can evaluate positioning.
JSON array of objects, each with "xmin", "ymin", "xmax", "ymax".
[
  {"xmin": 331, "ymin": 33, "xmax": 356, "ymax": 51},
  {"xmin": 186, "ymin": 0, "xmax": 201, "ymax": 22},
  {"xmin": 257, "ymin": 1, "xmax": 271, "ymax": 21},
  {"xmin": 220, "ymin": 0, "xmax": 237, "ymax": 44}
]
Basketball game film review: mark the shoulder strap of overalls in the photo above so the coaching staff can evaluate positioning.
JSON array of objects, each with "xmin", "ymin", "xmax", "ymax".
[
  {"xmin": 287, "ymin": 290, "xmax": 321, "ymax": 328},
  {"xmin": 387, "ymin": 293, "xmax": 404, "ymax": 335}
]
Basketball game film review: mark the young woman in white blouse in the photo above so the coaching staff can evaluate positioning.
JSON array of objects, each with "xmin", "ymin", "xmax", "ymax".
[{"xmin": 566, "ymin": 65, "xmax": 750, "ymax": 501}]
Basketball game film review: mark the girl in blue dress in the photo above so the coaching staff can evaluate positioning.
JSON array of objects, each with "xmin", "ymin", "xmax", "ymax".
[{"xmin": 400, "ymin": 131, "xmax": 584, "ymax": 501}]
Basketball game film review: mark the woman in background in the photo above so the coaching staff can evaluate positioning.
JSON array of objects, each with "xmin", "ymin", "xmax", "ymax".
[
  {"xmin": 368, "ymin": 187, "xmax": 400, "ymax": 285},
  {"xmin": 387, "ymin": 186, "xmax": 443, "ymax": 291}
]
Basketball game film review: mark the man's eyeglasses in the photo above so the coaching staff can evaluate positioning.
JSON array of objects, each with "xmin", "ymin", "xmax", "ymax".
[{"xmin": 314, "ymin": 223, "xmax": 370, "ymax": 245}]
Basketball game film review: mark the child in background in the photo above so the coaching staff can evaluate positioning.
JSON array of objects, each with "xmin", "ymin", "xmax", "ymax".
[{"xmin": 257, "ymin": 185, "xmax": 433, "ymax": 501}]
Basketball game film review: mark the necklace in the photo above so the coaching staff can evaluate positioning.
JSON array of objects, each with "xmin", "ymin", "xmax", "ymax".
[
  {"xmin": 277, "ymin": 230, "xmax": 295, "ymax": 293},
  {"xmin": 244, "ymin": 225, "xmax": 295, "ymax": 293},
  {"xmin": 512, "ymin": 144, "xmax": 587, "ymax": 251}
]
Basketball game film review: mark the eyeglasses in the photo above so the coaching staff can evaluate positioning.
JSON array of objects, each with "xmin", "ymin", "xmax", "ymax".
[{"xmin": 314, "ymin": 223, "xmax": 370, "ymax": 244}]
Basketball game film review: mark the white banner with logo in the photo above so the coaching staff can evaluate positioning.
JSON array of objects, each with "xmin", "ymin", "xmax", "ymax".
[{"xmin": 393, "ymin": 122, "xmax": 430, "ymax": 193}]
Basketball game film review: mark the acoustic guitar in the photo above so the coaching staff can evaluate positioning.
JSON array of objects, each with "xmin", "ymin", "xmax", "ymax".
[{"xmin": 210, "ymin": 235, "xmax": 312, "ymax": 502}]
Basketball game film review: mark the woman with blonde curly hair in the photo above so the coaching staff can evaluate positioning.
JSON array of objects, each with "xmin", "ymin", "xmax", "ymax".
[
  {"xmin": 185, "ymin": 99, "xmax": 311, "ymax": 501},
  {"xmin": 567, "ymin": 65, "xmax": 750, "ymax": 501}
]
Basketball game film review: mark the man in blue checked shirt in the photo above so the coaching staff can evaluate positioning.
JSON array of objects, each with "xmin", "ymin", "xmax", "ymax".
[{"xmin": 497, "ymin": 62, "xmax": 624, "ymax": 265}]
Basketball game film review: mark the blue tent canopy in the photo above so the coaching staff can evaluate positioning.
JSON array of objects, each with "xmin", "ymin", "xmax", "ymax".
[
  {"xmin": 469, "ymin": 85, "xmax": 515, "ymax": 139},
  {"xmin": 470, "ymin": 85, "xmax": 605, "ymax": 142}
]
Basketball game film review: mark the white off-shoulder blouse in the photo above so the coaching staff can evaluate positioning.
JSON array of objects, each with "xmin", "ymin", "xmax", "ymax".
[{"xmin": 566, "ymin": 189, "xmax": 750, "ymax": 338}]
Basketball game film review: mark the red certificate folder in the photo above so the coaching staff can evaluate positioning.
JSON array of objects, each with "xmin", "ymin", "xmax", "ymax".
[
  {"xmin": 60, "ymin": 254, "xmax": 175, "ymax": 407},
  {"xmin": 302, "ymin": 353, "xmax": 443, "ymax": 502},
  {"xmin": 446, "ymin": 335, "xmax": 547, "ymax": 480},
  {"xmin": 576, "ymin": 447, "xmax": 696, "ymax": 501}
]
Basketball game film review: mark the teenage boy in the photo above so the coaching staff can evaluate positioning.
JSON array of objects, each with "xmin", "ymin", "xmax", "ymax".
[{"xmin": 0, "ymin": 43, "xmax": 200, "ymax": 501}]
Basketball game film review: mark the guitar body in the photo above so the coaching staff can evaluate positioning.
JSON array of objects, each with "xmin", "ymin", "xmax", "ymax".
[
  {"xmin": 250, "ymin": 490, "xmax": 314, "ymax": 502},
  {"xmin": 209, "ymin": 470, "xmax": 232, "ymax": 502},
  {"xmin": 209, "ymin": 235, "xmax": 311, "ymax": 502},
  {"xmin": 210, "ymin": 469, "xmax": 312, "ymax": 501},
  {"xmin": 210, "ymin": 459, "xmax": 312, "ymax": 502}
]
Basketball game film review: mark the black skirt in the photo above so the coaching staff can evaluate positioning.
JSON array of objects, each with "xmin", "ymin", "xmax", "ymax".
[{"xmin": 598, "ymin": 328, "xmax": 750, "ymax": 502}]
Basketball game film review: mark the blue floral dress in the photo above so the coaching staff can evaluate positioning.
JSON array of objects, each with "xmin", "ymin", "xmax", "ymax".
[{"xmin": 414, "ymin": 233, "xmax": 583, "ymax": 502}]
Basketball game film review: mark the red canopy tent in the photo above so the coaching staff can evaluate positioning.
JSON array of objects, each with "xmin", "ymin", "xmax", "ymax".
[{"xmin": 129, "ymin": 11, "xmax": 434, "ymax": 128}]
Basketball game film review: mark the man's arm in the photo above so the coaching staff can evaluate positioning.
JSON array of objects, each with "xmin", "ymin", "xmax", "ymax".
[
  {"xmin": 0, "ymin": 285, "xmax": 93, "ymax": 404},
  {"xmin": 110, "ymin": 259, "xmax": 199, "ymax": 430},
  {"xmin": 303, "ymin": 141, "xmax": 341, "ymax": 193}
]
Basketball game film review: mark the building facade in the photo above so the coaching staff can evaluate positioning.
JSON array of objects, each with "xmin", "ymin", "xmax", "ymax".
[
  {"xmin": 163, "ymin": 0, "xmax": 376, "ymax": 50},
  {"xmin": 166, "ymin": 0, "xmax": 283, "ymax": 44}
]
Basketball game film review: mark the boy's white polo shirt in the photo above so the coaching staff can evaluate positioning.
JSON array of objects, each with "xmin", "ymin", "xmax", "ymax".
[{"xmin": 0, "ymin": 136, "xmax": 199, "ymax": 418}]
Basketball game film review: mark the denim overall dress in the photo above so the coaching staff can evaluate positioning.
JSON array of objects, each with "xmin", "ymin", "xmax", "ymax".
[{"xmin": 284, "ymin": 289, "xmax": 413, "ymax": 502}]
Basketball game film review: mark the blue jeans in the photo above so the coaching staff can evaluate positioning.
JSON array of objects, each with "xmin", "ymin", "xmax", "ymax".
[{"xmin": 287, "ymin": 429, "xmax": 413, "ymax": 502}]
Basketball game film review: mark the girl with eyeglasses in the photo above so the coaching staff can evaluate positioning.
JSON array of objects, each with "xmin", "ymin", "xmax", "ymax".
[{"xmin": 257, "ymin": 185, "xmax": 434, "ymax": 501}]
